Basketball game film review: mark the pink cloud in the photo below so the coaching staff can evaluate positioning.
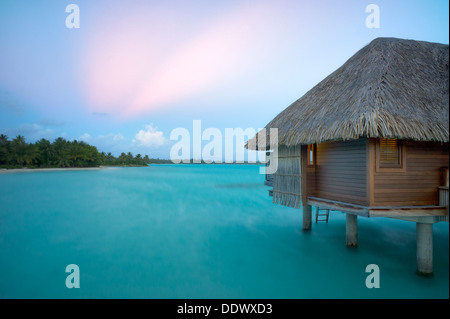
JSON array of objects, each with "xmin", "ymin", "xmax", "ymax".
[{"xmin": 80, "ymin": 2, "xmax": 278, "ymax": 118}]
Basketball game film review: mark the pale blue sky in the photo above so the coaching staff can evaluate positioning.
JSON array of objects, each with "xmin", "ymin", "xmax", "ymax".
[{"xmin": 0, "ymin": 0, "xmax": 448, "ymax": 158}]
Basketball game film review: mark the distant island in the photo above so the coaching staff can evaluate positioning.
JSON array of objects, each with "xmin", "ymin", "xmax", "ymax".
[
  {"xmin": 0, "ymin": 134, "xmax": 153, "ymax": 169},
  {"xmin": 0, "ymin": 134, "xmax": 266, "ymax": 169}
]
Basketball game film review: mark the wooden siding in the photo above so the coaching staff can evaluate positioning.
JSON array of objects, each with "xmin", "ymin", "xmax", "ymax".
[
  {"xmin": 314, "ymin": 139, "xmax": 368, "ymax": 206},
  {"xmin": 373, "ymin": 141, "xmax": 449, "ymax": 206},
  {"xmin": 306, "ymin": 166, "xmax": 316, "ymax": 199}
]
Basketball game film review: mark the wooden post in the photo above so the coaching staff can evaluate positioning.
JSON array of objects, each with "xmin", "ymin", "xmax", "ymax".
[
  {"xmin": 416, "ymin": 222, "xmax": 433, "ymax": 276},
  {"xmin": 300, "ymin": 145, "xmax": 311, "ymax": 231},
  {"xmin": 346, "ymin": 213, "xmax": 358, "ymax": 247},
  {"xmin": 302, "ymin": 205, "xmax": 312, "ymax": 231}
]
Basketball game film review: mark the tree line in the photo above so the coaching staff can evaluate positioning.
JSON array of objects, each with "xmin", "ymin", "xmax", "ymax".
[{"xmin": 0, "ymin": 134, "xmax": 153, "ymax": 168}]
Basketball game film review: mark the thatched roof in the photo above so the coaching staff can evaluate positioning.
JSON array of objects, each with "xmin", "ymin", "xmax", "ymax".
[{"xmin": 247, "ymin": 37, "xmax": 449, "ymax": 150}]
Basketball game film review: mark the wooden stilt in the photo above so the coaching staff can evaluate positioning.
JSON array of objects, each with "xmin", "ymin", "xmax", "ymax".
[
  {"xmin": 416, "ymin": 222, "xmax": 433, "ymax": 276},
  {"xmin": 346, "ymin": 213, "xmax": 358, "ymax": 247},
  {"xmin": 302, "ymin": 205, "xmax": 312, "ymax": 231}
]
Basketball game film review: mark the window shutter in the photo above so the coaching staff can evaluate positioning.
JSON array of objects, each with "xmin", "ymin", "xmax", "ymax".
[{"xmin": 379, "ymin": 139, "xmax": 400, "ymax": 167}]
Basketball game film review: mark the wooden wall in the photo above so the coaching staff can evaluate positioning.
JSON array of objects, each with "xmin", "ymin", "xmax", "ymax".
[
  {"xmin": 302, "ymin": 139, "xmax": 448, "ymax": 208},
  {"xmin": 313, "ymin": 139, "xmax": 368, "ymax": 206},
  {"xmin": 371, "ymin": 140, "xmax": 450, "ymax": 206}
]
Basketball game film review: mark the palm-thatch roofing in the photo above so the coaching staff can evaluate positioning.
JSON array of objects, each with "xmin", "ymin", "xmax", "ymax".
[{"xmin": 247, "ymin": 37, "xmax": 449, "ymax": 150}]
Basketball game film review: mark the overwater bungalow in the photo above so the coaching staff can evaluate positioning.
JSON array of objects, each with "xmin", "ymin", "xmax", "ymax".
[{"xmin": 247, "ymin": 37, "xmax": 449, "ymax": 276}]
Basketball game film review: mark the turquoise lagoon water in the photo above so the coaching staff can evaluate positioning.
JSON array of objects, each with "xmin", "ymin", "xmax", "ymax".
[{"xmin": 0, "ymin": 164, "xmax": 448, "ymax": 299}]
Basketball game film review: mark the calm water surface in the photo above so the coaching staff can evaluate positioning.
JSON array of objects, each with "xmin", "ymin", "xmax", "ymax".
[{"xmin": 0, "ymin": 165, "xmax": 448, "ymax": 298}]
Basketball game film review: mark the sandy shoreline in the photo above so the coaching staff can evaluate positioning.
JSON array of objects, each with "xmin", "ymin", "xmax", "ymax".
[{"xmin": 0, "ymin": 166, "xmax": 118, "ymax": 174}]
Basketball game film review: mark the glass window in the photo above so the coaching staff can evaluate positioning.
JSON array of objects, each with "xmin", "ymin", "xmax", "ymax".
[{"xmin": 307, "ymin": 144, "xmax": 315, "ymax": 166}]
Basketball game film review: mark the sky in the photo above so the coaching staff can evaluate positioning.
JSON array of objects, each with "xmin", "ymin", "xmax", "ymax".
[{"xmin": 0, "ymin": 0, "xmax": 448, "ymax": 159}]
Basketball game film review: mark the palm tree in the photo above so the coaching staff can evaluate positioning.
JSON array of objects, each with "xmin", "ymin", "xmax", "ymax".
[
  {"xmin": 106, "ymin": 152, "xmax": 114, "ymax": 164},
  {"xmin": 126, "ymin": 152, "xmax": 134, "ymax": 164},
  {"xmin": 84, "ymin": 145, "xmax": 100, "ymax": 167},
  {"xmin": 68, "ymin": 140, "xmax": 85, "ymax": 167},
  {"xmin": 0, "ymin": 134, "xmax": 11, "ymax": 165},
  {"xmin": 98, "ymin": 151, "xmax": 106, "ymax": 165},
  {"xmin": 119, "ymin": 152, "xmax": 127, "ymax": 164},
  {"xmin": 52, "ymin": 137, "xmax": 70, "ymax": 168},
  {"xmin": 24, "ymin": 143, "xmax": 38, "ymax": 167},
  {"xmin": 11, "ymin": 135, "xmax": 27, "ymax": 167},
  {"xmin": 135, "ymin": 154, "xmax": 146, "ymax": 166},
  {"xmin": 53, "ymin": 157, "xmax": 70, "ymax": 168},
  {"xmin": 36, "ymin": 138, "xmax": 53, "ymax": 167}
]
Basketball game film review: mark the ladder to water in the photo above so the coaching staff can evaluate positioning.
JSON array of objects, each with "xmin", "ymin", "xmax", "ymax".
[{"xmin": 315, "ymin": 207, "xmax": 330, "ymax": 223}]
